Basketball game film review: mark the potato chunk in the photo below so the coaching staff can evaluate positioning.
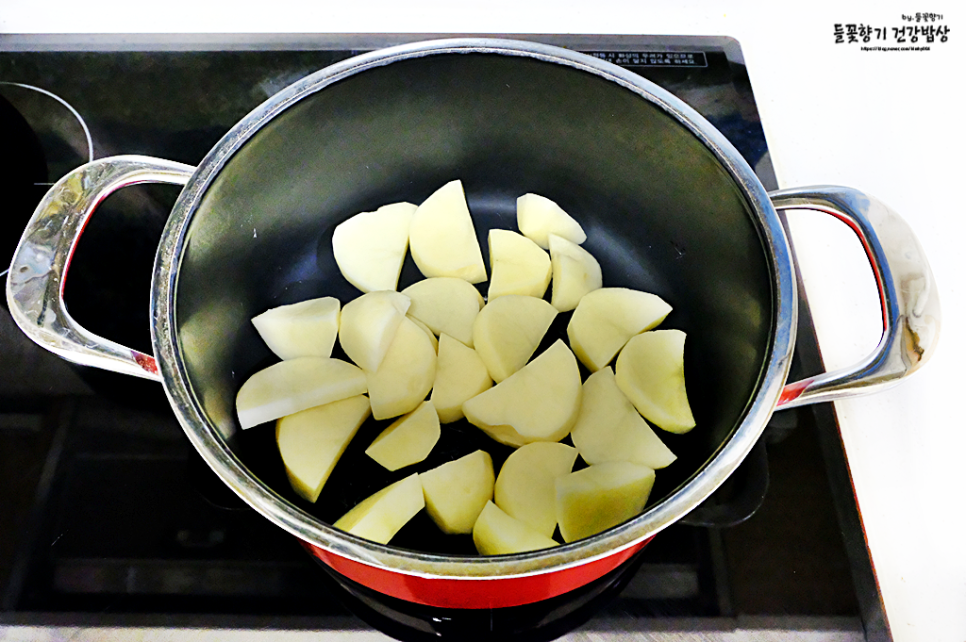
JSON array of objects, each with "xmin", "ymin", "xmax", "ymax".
[
  {"xmin": 276, "ymin": 395, "xmax": 371, "ymax": 502},
  {"xmin": 516, "ymin": 193, "xmax": 586, "ymax": 249},
  {"xmin": 473, "ymin": 295, "xmax": 558, "ymax": 383},
  {"xmin": 236, "ymin": 357, "xmax": 367, "ymax": 429},
  {"xmin": 462, "ymin": 340, "xmax": 582, "ymax": 447},
  {"xmin": 555, "ymin": 462, "xmax": 655, "ymax": 543},
  {"xmin": 365, "ymin": 401, "xmax": 441, "ymax": 471},
  {"xmin": 333, "ymin": 473, "xmax": 425, "ymax": 545},
  {"xmin": 251, "ymin": 297, "xmax": 340, "ymax": 360},
  {"xmin": 473, "ymin": 501, "xmax": 559, "ymax": 556},
  {"xmin": 548, "ymin": 234, "xmax": 602, "ymax": 312},
  {"xmin": 366, "ymin": 401, "xmax": 440, "ymax": 471},
  {"xmin": 333, "ymin": 202, "xmax": 417, "ymax": 293},
  {"xmin": 567, "ymin": 287, "xmax": 671, "ymax": 372},
  {"xmin": 402, "ymin": 277, "xmax": 484, "ymax": 348},
  {"xmin": 409, "ymin": 180, "xmax": 487, "ymax": 283},
  {"xmin": 487, "ymin": 229, "xmax": 551, "ymax": 300},
  {"xmin": 430, "ymin": 334, "xmax": 493, "ymax": 423},
  {"xmin": 614, "ymin": 330, "xmax": 695, "ymax": 433},
  {"xmin": 421, "ymin": 450, "xmax": 495, "ymax": 535},
  {"xmin": 494, "ymin": 442, "xmax": 578, "ymax": 537},
  {"xmin": 338, "ymin": 290, "xmax": 411, "ymax": 373},
  {"xmin": 571, "ymin": 368, "xmax": 677, "ymax": 469},
  {"xmin": 366, "ymin": 316, "xmax": 437, "ymax": 420}
]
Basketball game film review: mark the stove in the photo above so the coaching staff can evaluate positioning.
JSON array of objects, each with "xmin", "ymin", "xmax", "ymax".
[{"xmin": 0, "ymin": 34, "xmax": 887, "ymax": 641}]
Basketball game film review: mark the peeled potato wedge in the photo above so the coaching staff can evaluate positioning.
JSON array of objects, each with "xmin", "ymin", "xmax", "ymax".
[
  {"xmin": 251, "ymin": 297, "xmax": 341, "ymax": 360},
  {"xmin": 365, "ymin": 401, "xmax": 441, "ymax": 471},
  {"xmin": 338, "ymin": 290, "xmax": 411, "ymax": 373},
  {"xmin": 366, "ymin": 316, "xmax": 437, "ymax": 421},
  {"xmin": 614, "ymin": 330, "xmax": 696, "ymax": 433},
  {"xmin": 421, "ymin": 450, "xmax": 495, "ymax": 535},
  {"xmin": 516, "ymin": 193, "xmax": 586, "ymax": 249},
  {"xmin": 487, "ymin": 229, "xmax": 551, "ymax": 300},
  {"xmin": 571, "ymin": 367, "xmax": 677, "ymax": 469},
  {"xmin": 276, "ymin": 395, "xmax": 372, "ymax": 502},
  {"xmin": 548, "ymin": 234, "xmax": 602, "ymax": 312},
  {"xmin": 332, "ymin": 202, "xmax": 417, "ymax": 293},
  {"xmin": 430, "ymin": 334, "xmax": 493, "ymax": 424},
  {"xmin": 555, "ymin": 461, "xmax": 656, "ymax": 543},
  {"xmin": 236, "ymin": 357, "xmax": 367, "ymax": 429},
  {"xmin": 402, "ymin": 277, "xmax": 484, "ymax": 348},
  {"xmin": 473, "ymin": 501, "xmax": 559, "ymax": 556},
  {"xmin": 333, "ymin": 473, "xmax": 425, "ymax": 545},
  {"xmin": 462, "ymin": 340, "xmax": 582, "ymax": 447},
  {"xmin": 494, "ymin": 442, "xmax": 578, "ymax": 537},
  {"xmin": 567, "ymin": 287, "xmax": 672, "ymax": 372},
  {"xmin": 409, "ymin": 180, "xmax": 487, "ymax": 283},
  {"xmin": 473, "ymin": 295, "xmax": 558, "ymax": 383}
]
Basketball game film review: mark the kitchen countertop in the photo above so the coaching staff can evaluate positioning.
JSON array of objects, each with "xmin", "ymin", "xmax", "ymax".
[{"xmin": 1, "ymin": 1, "xmax": 963, "ymax": 641}]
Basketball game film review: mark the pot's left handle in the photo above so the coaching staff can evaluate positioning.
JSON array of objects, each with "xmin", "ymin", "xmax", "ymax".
[{"xmin": 5, "ymin": 155, "xmax": 195, "ymax": 382}]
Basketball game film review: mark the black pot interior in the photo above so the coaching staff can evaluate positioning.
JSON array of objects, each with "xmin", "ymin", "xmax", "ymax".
[{"xmin": 174, "ymin": 51, "xmax": 774, "ymax": 556}]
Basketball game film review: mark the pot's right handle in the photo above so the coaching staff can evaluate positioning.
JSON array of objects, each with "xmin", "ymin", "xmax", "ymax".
[
  {"xmin": 770, "ymin": 186, "xmax": 940, "ymax": 409},
  {"xmin": 5, "ymin": 155, "xmax": 195, "ymax": 382}
]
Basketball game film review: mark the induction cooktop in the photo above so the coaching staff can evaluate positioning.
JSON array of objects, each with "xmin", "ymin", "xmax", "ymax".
[{"xmin": 0, "ymin": 33, "xmax": 887, "ymax": 642}]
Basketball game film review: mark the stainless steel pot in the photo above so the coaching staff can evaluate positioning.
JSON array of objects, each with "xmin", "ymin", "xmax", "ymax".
[{"xmin": 5, "ymin": 38, "xmax": 939, "ymax": 609}]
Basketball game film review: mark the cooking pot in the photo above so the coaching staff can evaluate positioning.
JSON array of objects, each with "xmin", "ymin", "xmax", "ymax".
[{"xmin": 6, "ymin": 39, "xmax": 939, "ymax": 612}]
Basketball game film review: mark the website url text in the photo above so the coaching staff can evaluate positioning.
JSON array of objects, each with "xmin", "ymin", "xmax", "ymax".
[{"xmin": 860, "ymin": 45, "xmax": 932, "ymax": 51}]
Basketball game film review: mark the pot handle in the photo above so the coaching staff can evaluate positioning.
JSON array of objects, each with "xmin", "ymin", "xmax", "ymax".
[
  {"xmin": 5, "ymin": 155, "xmax": 195, "ymax": 382},
  {"xmin": 770, "ymin": 186, "xmax": 940, "ymax": 409}
]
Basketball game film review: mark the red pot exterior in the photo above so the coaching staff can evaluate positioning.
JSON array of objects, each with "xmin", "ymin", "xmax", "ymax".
[{"xmin": 302, "ymin": 538, "xmax": 652, "ymax": 609}]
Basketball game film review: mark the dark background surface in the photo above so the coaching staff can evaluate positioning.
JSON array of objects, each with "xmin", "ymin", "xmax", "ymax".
[{"xmin": 0, "ymin": 34, "xmax": 877, "ymax": 639}]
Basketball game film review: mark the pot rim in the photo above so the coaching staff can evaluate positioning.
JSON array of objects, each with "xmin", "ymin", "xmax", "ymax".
[{"xmin": 151, "ymin": 37, "xmax": 797, "ymax": 581}]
